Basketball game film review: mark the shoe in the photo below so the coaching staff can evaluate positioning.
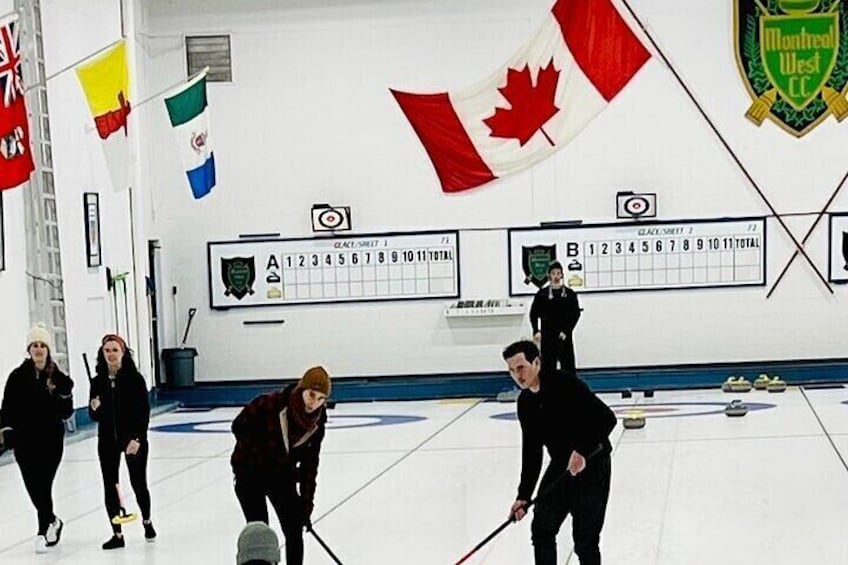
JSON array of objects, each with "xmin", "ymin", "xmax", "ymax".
[
  {"xmin": 34, "ymin": 535, "xmax": 48, "ymax": 553},
  {"xmin": 102, "ymin": 534, "xmax": 125, "ymax": 550},
  {"xmin": 45, "ymin": 516, "xmax": 63, "ymax": 546},
  {"xmin": 143, "ymin": 520, "xmax": 156, "ymax": 542}
]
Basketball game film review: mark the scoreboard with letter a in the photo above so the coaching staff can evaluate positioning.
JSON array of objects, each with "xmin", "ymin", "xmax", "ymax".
[
  {"xmin": 208, "ymin": 230, "xmax": 460, "ymax": 309},
  {"xmin": 508, "ymin": 217, "xmax": 766, "ymax": 295}
]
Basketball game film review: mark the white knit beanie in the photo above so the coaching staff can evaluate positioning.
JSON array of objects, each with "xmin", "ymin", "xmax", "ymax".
[
  {"xmin": 236, "ymin": 522, "xmax": 280, "ymax": 565},
  {"xmin": 26, "ymin": 323, "xmax": 52, "ymax": 352}
]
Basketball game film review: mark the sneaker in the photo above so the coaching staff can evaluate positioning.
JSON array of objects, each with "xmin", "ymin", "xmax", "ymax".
[
  {"xmin": 143, "ymin": 520, "xmax": 156, "ymax": 542},
  {"xmin": 102, "ymin": 534, "xmax": 125, "ymax": 550},
  {"xmin": 34, "ymin": 535, "xmax": 48, "ymax": 553},
  {"xmin": 45, "ymin": 517, "xmax": 63, "ymax": 546}
]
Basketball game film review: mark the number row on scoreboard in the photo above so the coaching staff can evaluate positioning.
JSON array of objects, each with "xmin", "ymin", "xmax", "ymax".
[
  {"xmin": 278, "ymin": 248, "xmax": 455, "ymax": 269},
  {"xmin": 584, "ymin": 236, "xmax": 762, "ymax": 256},
  {"xmin": 583, "ymin": 252, "xmax": 761, "ymax": 271}
]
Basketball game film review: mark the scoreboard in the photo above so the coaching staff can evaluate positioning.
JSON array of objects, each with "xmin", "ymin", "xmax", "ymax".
[
  {"xmin": 209, "ymin": 230, "xmax": 459, "ymax": 309},
  {"xmin": 509, "ymin": 217, "xmax": 766, "ymax": 295}
]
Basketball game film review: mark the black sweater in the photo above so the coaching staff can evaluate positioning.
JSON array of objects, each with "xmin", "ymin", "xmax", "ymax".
[
  {"xmin": 529, "ymin": 285, "xmax": 581, "ymax": 336},
  {"xmin": 0, "ymin": 359, "xmax": 74, "ymax": 449},
  {"xmin": 88, "ymin": 367, "xmax": 150, "ymax": 448},
  {"xmin": 516, "ymin": 371, "xmax": 616, "ymax": 501}
]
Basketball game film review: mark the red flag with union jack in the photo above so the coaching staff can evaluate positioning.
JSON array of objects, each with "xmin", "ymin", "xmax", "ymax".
[{"xmin": 0, "ymin": 14, "xmax": 35, "ymax": 190}]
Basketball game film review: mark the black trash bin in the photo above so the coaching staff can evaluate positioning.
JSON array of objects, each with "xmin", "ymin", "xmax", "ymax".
[{"xmin": 162, "ymin": 347, "xmax": 197, "ymax": 388}]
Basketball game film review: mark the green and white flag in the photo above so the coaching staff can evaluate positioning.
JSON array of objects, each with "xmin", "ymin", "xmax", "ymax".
[{"xmin": 164, "ymin": 69, "xmax": 215, "ymax": 199}]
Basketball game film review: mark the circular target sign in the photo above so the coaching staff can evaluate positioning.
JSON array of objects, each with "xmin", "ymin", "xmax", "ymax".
[
  {"xmin": 623, "ymin": 196, "xmax": 650, "ymax": 217},
  {"xmin": 317, "ymin": 208, "xmax": 345, "ymax": 229}
]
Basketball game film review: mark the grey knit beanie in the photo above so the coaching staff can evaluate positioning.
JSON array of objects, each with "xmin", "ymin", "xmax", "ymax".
[{"xmin": 236, "ymin": 522, "xmax": 280, "ymax": 565}]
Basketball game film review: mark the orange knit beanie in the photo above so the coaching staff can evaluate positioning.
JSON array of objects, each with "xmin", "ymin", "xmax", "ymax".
[{"xmin": 299, "ymin": 366, "xmax": 331, "ymax": 396}]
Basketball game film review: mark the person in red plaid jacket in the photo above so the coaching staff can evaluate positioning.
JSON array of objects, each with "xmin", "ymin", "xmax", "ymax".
[{"xmin": 231, "ymin": 366, "xmax": 331, "ymax": 565}]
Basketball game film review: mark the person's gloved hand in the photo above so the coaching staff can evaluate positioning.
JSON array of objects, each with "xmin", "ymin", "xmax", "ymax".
[{"xmin": 301, "ymin": 498, "xmax": 314, "ymax": 531}]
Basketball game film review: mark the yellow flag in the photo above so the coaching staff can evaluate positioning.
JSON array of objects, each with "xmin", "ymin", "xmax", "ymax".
[{"xmin": 75, "ymin": 40, "xmax": 130, "ymax": 140}]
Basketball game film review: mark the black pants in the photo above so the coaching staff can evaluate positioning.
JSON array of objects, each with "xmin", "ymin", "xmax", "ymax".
[
  {"xmin": 97, "ymin": 439, "xmax": 151, "ymax": 532},
  {"xmin": 15, "ymin": 441, "xmax": 63, "ymax": 535},
  {"xmin": 234, "ymin": 475, "xmax": 304, "ymax": 565},
  {"xmin": 531, "ymin": 453, "xmax": 611, "ymax": 565},
  {"xmin": 540, "ymin": 335, "xmax": 576, "ymax": 374}
]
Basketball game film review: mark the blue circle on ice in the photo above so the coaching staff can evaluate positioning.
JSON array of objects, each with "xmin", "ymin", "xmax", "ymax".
[{"xmin": 150, "ymin": 414, "xmax": 427, "ymax": 434}]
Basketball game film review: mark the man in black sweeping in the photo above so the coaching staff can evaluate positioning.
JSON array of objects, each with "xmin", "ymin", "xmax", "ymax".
[
  {"xmin": 530, "ymin": 261, "xmax": 581, "ymax": 375},
  {"xmin": 502, "ymin": 340, "xmax": 616, "ymax": 565}
]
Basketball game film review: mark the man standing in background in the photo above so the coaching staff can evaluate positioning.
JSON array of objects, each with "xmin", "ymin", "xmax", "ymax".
[{"xmin": 530, "ymin": 261, "xmax": 581, "ymax": 374}]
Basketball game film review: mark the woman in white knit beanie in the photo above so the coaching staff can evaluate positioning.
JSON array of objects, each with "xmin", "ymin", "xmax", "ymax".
[{"xmin": 0, "ymin": 323, "xmax": 74, "ymax": 554}]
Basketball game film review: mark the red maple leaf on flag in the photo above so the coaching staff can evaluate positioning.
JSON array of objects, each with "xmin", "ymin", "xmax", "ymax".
[{"xmin": 483, "ymin": 58, "xmax": 560, "ymax": 146}]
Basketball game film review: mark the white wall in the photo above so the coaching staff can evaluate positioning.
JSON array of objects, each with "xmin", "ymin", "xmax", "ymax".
[
  {"xmin": 3, "ymin": 0, "xmax": 847, "ymax": 392},
  {"xmin": 0, "ymin": 187, "xmax": 33, "ymax": 382},
  {"xmin": 132, "ymin": 0, "xmax": 848, "ymax": 381}
]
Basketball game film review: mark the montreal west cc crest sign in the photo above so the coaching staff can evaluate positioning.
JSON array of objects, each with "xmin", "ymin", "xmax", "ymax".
[{"xmin": 735, "ymin": 0, "xmax": 848, "ymax": 136}]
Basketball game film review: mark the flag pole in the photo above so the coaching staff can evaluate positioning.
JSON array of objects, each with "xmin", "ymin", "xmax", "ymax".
[
  {"xmin": 76, "ymin": 69, "xmax": 209, "ymax": 138},
  {"xmin": 134, "ymin": 67, "xmax": 209, "ymax": 110},
  {"xmin": 617, "ymin": 0, "xmax": 833, "ymax": 296},
  {"xmin": 24, "ymin": 38, "xmax": 124, "ymax": 94}
]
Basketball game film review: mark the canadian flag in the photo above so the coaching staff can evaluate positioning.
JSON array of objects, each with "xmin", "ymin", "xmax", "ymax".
[{"xmin": 392, "ymin": 0, "xmax": 650, "ymax": 193}]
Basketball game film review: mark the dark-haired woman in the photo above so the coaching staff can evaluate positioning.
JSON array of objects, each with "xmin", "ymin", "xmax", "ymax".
[
  {"xmin": 0, "ymin": 324, "xmax": 73, "ymax": 553},
  {"xmin": 89, "ymin": 334, "xmax": 156, "ymax": 549}
]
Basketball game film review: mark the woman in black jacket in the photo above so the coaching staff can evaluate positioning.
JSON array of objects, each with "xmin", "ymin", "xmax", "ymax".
[
  {"xmin": 0, "ymin": 324, "xmax": 73, "ymax": 554},
  {"xmin": 88, "ymin": 334, "xmax": 156, "ymax": 550}
]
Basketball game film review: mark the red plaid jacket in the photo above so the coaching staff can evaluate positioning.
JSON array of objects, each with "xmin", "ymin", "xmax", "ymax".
[{"xmin": 230, "ymin": 384, "xmax": 326, "ymax": 505}]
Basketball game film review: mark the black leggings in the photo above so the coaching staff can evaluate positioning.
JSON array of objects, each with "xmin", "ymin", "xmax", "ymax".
[
  {"xmin": 234, "ymin": 475, "xmax": 304, "ymax": 565},
  {"xmin": 531, "ymin": 453, "xmax": 611, "ymax": 565},
  {"xmin": 540, "ymin": 335, "xmax": 576, "ymax": 375},
  {"xmin": 15, "ymin": 442, "xmax": 63, "ymax": 535},
  {"xmin": 97, "ymin": 439, "xmax": 151, "ymax": 532}
]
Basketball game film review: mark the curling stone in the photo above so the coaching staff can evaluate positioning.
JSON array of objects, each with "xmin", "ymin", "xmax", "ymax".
[
  {"xmin": 767, "ymin": 376, "xmax": 787, "ymax": 393},
  {"xmin": 724, "ymin": 399, "xmax": 748, "ymax": 417},
  {"xmin": 753, "ymin": 373, "xmax": 770, "ymax": 390},
  {"xmin": 621, "ymin": 389, "xmax": 633, "ymax": 399},
  {"xmin": 622, "ymin": 410, "xmax": 646, "ymax": 430},
  {"xmin": 723, "ymin": 376, "xmax": 752, "ymax": 393},
  {"xmin": 643, "ymin": 389, "xmax": 655, "ymax": 398}
]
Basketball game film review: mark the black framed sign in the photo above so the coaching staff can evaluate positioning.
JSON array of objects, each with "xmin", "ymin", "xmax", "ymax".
[
  {"xmin": 208, "ymin": 230, "xmax": 460, "ymax": 309},
  {"xmin": 83, "ymin": 192, "xmax": 102, "ymax": 267},
  {"xmin": 829, "ymin": 212, "xmax": 848, "ymax": 283},
  {"xmin": 508, "ymin": 216, "xmax": 766, "ymax": 295},
  {"xmin": 0, "ymin": 192, "xmax": 5, "ymax": 272}
]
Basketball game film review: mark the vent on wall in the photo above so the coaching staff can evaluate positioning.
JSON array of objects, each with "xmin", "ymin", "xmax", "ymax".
[{"xmin": 185, "ymin": 35, "xmax": 232, "ymax": 82}]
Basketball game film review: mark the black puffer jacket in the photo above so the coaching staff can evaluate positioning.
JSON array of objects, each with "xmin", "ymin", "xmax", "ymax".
[
  {"xmin": 88, "ymin": 366, "xmax": 150, "ymax": 448},
  {"xmin": 0, "ymin": 359, "xmax": 74, "ymax": 449}
]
